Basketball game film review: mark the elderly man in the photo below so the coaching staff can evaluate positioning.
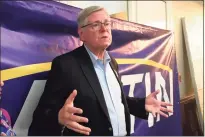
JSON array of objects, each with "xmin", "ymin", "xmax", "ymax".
[{"xmin": 28, "ymin": 6, "xmax": 172, "ymax": 136}]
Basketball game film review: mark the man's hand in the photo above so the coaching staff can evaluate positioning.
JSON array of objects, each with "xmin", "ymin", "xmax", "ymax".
[
  {"xmin": 58, "ymin": 89, "xmax": 91, "ymax": 135},
  {"xmin": 145, "ymin": 90, "xmax": 173, "ymax": 117}
]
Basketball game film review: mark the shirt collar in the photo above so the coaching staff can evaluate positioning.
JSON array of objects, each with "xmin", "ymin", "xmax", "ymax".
[{"xmin": 84, "ymin": 44, "xmax": 111, "ymax": 65}]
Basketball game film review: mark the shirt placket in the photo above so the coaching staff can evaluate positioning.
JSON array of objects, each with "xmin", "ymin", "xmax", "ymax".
[{"xmin": 104, "ymin": 62, "xmax": 120, "ymax": 135}]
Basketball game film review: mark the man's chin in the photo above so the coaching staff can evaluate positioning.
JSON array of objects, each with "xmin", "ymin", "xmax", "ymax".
[
  {"xmin": 101, "ymin": 45, "xmax": 110, "ymax": 50},
  {"xmin": 101, "ymin": 42, "xmax": 111, "ymax": 48}
]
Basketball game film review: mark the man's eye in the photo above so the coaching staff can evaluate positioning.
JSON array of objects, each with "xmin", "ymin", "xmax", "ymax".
[
  {"xmin": 105, "ymin": 22, "xmax": 110, "ymax": 26},
  {"xmin": 92, "ymin": 23, "xmax": 99, "ymax": 27}
]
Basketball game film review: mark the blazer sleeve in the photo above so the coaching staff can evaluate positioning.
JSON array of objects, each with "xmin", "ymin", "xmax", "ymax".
[
  {"xmin": 126, "ymin": 97, "xmax": 148, "ymax": 119},
  {"xmin": 28, "ymin": 57, "xmax": 69, "ymax": 136}
]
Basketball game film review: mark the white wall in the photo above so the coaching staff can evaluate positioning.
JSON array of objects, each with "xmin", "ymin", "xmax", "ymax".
[
  {"xmin": 128, "ymin": 1, "xmax": 167, "ymax": 30},
  {"xmin": 56, "ymin": 1, "xmax": 127, "ymax": 15},
  {"xmin": 171, "ymin": 1, "xmax": 203, "ymax": 97}
]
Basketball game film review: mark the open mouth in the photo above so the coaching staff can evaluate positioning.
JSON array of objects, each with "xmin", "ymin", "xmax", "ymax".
[{"xmin": 101, "ymin": 36, "xmax": 108, "ymax": 38}]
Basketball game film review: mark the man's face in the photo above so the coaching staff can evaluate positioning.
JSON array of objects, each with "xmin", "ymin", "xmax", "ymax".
[{"xmin": 78, "ymin": 9, "xmax": 112, "ymax": 50}]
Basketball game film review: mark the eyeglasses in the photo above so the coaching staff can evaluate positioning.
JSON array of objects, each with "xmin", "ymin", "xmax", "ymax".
[{"xmin": 81, "ymin": 21, "xmax": 112, "ymax": 31}]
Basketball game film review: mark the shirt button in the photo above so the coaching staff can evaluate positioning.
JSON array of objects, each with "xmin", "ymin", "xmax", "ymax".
[{"xmin": 108, "ymin": 127, "xmax": 112, "ymax": 131}]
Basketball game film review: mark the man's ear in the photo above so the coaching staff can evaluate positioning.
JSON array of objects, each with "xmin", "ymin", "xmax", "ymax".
[{"xmin": 78, "ymin": 27, "xmax": 84, "ymax": 41}]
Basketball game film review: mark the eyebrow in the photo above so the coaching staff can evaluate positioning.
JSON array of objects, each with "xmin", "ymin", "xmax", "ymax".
[{"xmin": 88, "ymin": 19, "xmax": 111, "ymax": 24}]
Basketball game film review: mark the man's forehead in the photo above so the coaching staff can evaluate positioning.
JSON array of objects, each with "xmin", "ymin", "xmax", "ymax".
[
  {"xmin": 87, "ymin": 17, "xmax": 111, "ymax": 23},
  {"xmin": 89, "ymin": 19, "xmax": 111, "ymax": 24},
  {"xmin": 87, "ymin": 10, "xmax": 110, "ymax": 21}
]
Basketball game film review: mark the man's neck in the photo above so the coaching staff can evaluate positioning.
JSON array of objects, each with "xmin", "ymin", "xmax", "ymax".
[{"xmin": 84, "ymin": 45, "xmax": 105, "ymax": 60}]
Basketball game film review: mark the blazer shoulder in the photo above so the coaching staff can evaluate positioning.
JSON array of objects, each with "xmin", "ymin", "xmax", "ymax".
[{"xmin": 52, "ymin": 47, "xmax": 80, "ymax": 63}]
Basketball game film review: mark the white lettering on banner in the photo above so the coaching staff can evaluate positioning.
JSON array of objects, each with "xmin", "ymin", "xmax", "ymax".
[
  {"xmin": 121, "ymin": 74, "xmax": 144, "ymax": 133},
  {"xmin": 13, "ymin": 80, "xmax": 47, "ymax": 136},
  {"xmin": 121, "ymin": 71, "xmax": 173, "ymax": 133}
]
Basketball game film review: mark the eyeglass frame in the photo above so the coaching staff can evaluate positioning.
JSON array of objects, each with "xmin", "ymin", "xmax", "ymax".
[{"xmin": 81, "ymin": 21, "xmax": 112, "ymax": 31}]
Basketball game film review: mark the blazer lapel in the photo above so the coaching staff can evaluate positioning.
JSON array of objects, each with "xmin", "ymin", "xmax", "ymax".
[{"xmin": 73, "ymin": 46, "xmax": 111, "ymax": 122}]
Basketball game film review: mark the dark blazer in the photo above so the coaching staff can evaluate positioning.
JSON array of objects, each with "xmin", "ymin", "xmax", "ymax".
[{"xmin": 28, "ymin": 45, "xmax": 148, "ymax": 136}]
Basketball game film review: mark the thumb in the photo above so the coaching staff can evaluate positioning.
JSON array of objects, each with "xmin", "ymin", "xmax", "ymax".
[
  {"xmin": 65, "ymin": 89, "xmax": 77, "ymax": 104},
  {"xmin": 152, "ymin": 111, "xmax": 156, "ymax": 118},
  {"xmin": 151, "ymin": 90, "xmax": 160, "ymax": 97}
]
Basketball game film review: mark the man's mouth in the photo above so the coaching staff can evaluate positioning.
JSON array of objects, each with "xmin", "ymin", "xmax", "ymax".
[{"xmin": 101, "ymin": 36, "xmax": 108, "ymax": 38}]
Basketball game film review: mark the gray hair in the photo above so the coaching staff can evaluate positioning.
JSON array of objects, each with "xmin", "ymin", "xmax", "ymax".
[{"xmin": 77, "ymin": 6, "xmax": 105, "ymax": 27}]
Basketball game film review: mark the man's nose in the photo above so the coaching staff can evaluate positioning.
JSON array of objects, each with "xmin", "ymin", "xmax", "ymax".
[{"xmin": 100, "ymin": 24, "xmax": 107, "ymax": 31}]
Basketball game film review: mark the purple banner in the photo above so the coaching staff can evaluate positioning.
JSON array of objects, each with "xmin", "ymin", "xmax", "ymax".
[{"xmin": 0, "ymin": 1, "xmax": 182, "ymax": 136}]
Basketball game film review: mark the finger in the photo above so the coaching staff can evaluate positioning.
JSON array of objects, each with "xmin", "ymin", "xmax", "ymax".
[
  {"xmin": 159, "ymin": 111, "xmax": 168, "ymax": 118},
  {"xmin": 68, "ymin": 121, "xmax": 91, "ymax": 133},
  {"xmin": 151, "ymin": 90, "xmax": 160, "ymax": 97},
  {"xmin": 69, "ymin": 114, "xmax": 89, "ymax": 123},
  {"xmin": 160, "ymin": 107, "xmax": 167, "ymax": 112},
  {"xmin": 67, "ymin": 125, "xmax": 90, "ymax": 135},
  {"xmin": 160, "ymin": 107, "xmax": 173, "ymax": 113},
  {"xmin": 152, "ymin": 111, "xmax": 156, "ymax": 117},
  {"xmin": 66, "ymin": 106, "xmax": 83, "ymax": 114},
  {"xmin": 161, "ymin": 102, "xmax": 172, "ymax": 106},
  {"xmin": 65, "ymin": 89, "xmax": 77, "ymax": 104}
]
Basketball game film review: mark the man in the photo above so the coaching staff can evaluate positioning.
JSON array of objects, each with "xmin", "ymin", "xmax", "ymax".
[{"xmin": 28, "ymin": 6, "xmax": 172, "ymax": 136}]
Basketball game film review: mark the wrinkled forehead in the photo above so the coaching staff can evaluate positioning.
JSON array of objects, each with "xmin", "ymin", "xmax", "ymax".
[{"xmin": 87, "ymin": 9, "xmax": 111, "ymax": 23}]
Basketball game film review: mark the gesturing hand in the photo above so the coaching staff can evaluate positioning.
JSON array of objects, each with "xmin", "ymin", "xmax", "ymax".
[
  {"xmin": 145, "ymin": 90, "xmax": 173, "ymax": 117},
  {"xmin": 58, "ymin": 89, "xmax": 91, "ymax": 135}
]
